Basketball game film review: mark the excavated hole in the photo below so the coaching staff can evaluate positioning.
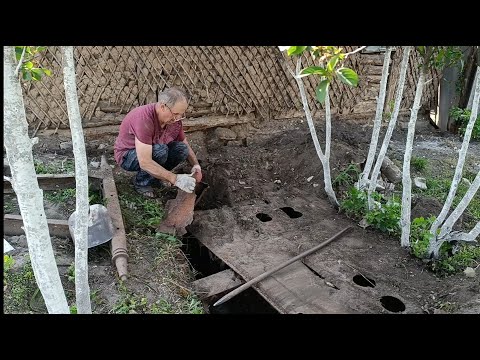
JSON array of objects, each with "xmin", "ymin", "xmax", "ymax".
[
  {"xmin": 181, "ymin": 231, "xmax": 277, "ymax": 314},
  {"xmin": 184, "ymin": 172, "xmax": 278, "ymax": 313},
  {"xmin": 380, "ymin": 295, "xmax": 406, "ymax": 313},
  {"xmin": 353, "ymin": 274, "xmax": 376, "ymax": 288},
  {"xmin": 280, "ymin": 207, "xmax": 303, "ymax": 218},
  {"xmin": 256, "ymin": 213, "xmax": 272, "ymax": 222}
]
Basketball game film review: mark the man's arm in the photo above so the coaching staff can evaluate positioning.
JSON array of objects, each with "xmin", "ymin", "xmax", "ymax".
[
  {"xmin": 135, "ymin": 137, "xmax": 177, "ymax": 185},
  {"xmin": 183, "ymin": 138, "xmax": 199, "ymax": 167}
]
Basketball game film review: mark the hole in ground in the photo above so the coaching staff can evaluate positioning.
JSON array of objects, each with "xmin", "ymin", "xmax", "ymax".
[
  {"xmin": 353, "ymin": 274, "xmax": 376, "ymax": 288},
  {"xmin": 380, "ymin": 296, "xmax": 406, "ymax": 313},
  {"xmin": 181, "ymin": 231, "xmax": 278, "ymax": 314},
  {"xmin": 256, "ymin": 213, "xmax": 272, "ymax": 222},
  {"xmin": 280, "ymin": 207, "xmax": 303, "ymax": 218}
]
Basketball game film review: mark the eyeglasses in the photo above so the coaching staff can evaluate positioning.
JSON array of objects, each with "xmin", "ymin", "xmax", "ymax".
[{"xmin": 165, "ymin": 104, "xmax": 186, "ymax": 121}]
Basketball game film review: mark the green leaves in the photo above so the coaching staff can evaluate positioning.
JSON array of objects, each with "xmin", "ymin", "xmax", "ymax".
[
  {"xmin": 287, "ymin": 46, "xmax": 307, "ymax": 56},
  {"xmin": 300, "ymin": 66, "xmax": 327, "ymax": 77},
  {"xmin": 316, "ymin": 80, "xmax": 330, "ymax": 104},
  {"xmin": 14, "ymin": 46, "xmax": 51, "ymax": 82},
  {"xmin": 286, "ymin": 45, "xmax": 361, "ymax": 104},
  {"xmin": 336, "ymin": 67, "xmax": 359, "ymax": 86}
]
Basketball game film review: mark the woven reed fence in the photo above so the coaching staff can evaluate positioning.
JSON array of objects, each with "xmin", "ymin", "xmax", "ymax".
[{"xmin": 21, "ymin": 46, "xmax": 438, "ymax": 132}]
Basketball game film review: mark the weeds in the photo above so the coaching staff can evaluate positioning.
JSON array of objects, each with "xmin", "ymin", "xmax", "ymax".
[
  {"xmin": 3, "ymin": 257, "xmax": 38, "ymax": 312},
  {"xmin": 411, "ymin": 157, "xmax": 428, "ymax": 172},
  {"xmin": 450, "ymin": 107, "xmax": 480, "ymax": 140},
  {"xmin": 333, "ymin": 163, "xmax": 360, "ymax": 189}
]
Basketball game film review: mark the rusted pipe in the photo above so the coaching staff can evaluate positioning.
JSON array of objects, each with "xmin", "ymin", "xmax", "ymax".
[{"xmin": 100, "ymin": 155, "xmax": 128, "ymax": 281}]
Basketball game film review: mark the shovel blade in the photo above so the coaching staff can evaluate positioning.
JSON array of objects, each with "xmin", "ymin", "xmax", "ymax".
[{"xmin": 68, "ymin": 204, "xmax": 115, "ymax": 248}]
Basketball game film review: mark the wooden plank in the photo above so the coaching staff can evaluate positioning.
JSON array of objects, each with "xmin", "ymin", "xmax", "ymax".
[
  {"xmin": 189, "ymin": 189, "xmax": 391, "ymax": 314},
  {"xmin": 191, "ymin": 269, "xmax": 244, "ymax": 300},
  {"xmin": 4, "ymin": 214, "xmax": 70, "ymax": 237},
  {"xmin": 4, "ymin": 172, "xmax": 104, "ymax": 194}
]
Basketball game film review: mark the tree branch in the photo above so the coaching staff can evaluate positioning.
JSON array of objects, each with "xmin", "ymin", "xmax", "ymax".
[{"xmin": 14, "ymin": 46, "xmax": 26, "ymax": 77}]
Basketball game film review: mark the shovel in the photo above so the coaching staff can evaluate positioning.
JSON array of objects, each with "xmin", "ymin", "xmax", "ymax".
[{"xmin": 68, "ymin": 204, "xmax": 115, "ymax": 248}]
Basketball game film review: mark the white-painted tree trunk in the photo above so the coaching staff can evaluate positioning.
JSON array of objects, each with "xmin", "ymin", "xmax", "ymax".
[
  {"xmin": 359, "ymin": 47, "xmax": 393, "ymax": 190},
  {"xmin": 323, "ymin": 91, "xmax": 338, "ymax": 206},
  {"xmin": 429, "ymin": 67, "xmax": 480, "ymax": 244},
  {"xmin": 467, "ymin": 66, "xmax": 479, "ymax": 111},
  {"xmin": 293, "ymin": 58, "xmax": 339, "ymax": 207},
  {"xmin": 400, "ymin": 70, "xmax": 426, "ymax": 248},
  {"xmin": 61, "ymin": 46, "xmax": 92, "ymax": 314},
  {"xmin": 367, "ymin": 47, "xmax": 412, "ymax": 209},
  {"xmin": 428, "ymin": 170, "xmax": 480, "ymax": 257},
  {"xmin": 4, "ymin": 46, "xmax": 70, "ymax": 314}
]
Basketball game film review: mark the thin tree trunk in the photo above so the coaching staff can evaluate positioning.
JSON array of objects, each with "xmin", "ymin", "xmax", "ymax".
[
  {"xmin": 323, "ymin": 91, "xmax": 338, "ymax": 206},
  {"xmin": 359, "ymin": 47, "xmax": 393, "ymax": 189},
  {"xmin": 430, "ymin": 67, "xmax": 480, "ymax": 240},
  {"xmin": 293, "ymin": 58, "xmax": 339, "ymax": 207},
  {"xmin": 368, "ymin": 47, "xmax": 412, "ymax": 209},
  {"xmin": 4, "ymin": 46, "xmax": 69, "ymax": 314},
  {"xmin": 62, "ymin": 46, "xmax": 92, "ymax": 314},
  {"xmin": 428, "ymin": 170, "xmax": 480, "ymax": 257},
  {"xmin": 400, "ymin": 70, "xmax": 426, "ymax": 248}
]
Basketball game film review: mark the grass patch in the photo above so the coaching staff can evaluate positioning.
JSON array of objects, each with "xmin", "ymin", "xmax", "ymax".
[
  {"xmin": 118, "ymin": 191, "xmax": 164, "ymax": 232},
  {"xmin": 411, "ymin": 157, "xmax": 428, "ymax": 172},
  {"xmin": 3, "ymin": 256, "xmax": 39, "ymax": 313},
  {"xmin": 34, "ymin": 159, "xmax": 75, "ymax": 174}
]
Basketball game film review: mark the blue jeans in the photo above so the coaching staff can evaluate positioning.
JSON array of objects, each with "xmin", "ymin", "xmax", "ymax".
[{"xmin": 121, "ymin": 142, "xmax": 189, "ymax": 187}]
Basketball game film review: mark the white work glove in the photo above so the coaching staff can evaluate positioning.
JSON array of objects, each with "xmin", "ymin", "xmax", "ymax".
[
  {"xmin": 174, "ymin": 174, "xmax": 196, "ymax": 193},
  {"xmin": 191, "ymin": 164, "xmax": 202, "ymax": 183}
]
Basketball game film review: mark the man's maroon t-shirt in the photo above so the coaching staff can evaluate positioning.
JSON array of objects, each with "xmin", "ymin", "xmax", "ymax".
[{"xmin": 114, "ymin": 103, "xmax": 186, "ymax": 166}]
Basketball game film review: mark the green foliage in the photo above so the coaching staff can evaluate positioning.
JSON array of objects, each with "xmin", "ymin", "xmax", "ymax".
[
  {"xmin": 333, "ymin": 164, "xmax": 360, "ymax": 189},
  {"xmin": 337, "ymin": 67, "xmax": 359, "ymax": 87},
  {"xmin": 284, "ymin": 46, "xmax": 359, "ymax": 104},
  {"xmin": 4, "ymin": 201, "xmax": 14, "ymax": 213},
  {"xmin": 183, "ymin": 294, "xmax": 204, "ymax": 314},
  {"xmin": 411, "ymin": 157, "xmax": 428, "ymax": 172},
  {"xmin": 418, "ymin": 46, "xmax": 463, "ymax": 71},
  {"xmin": 45, "ymin": 188, "xmax": 76, "ymax": 203},
  {"xmin": 410, "ymin": 216, "xmax": 436, "ymax": 258},
  {"xmin": 287, "ymin": 46, "xmax": 307, "ymax": 56},
  {"xmin": 433, "ymin": 244, "xmax": 480, "ymax": 275},
  {"xmin": 70, "ymin": 305, "xmax": 78, "ymax": 314},
  {"xmin": 316, "ymin": 80, "xmax": 330, "ymax": 104},
  {"xmin": 3, "ymin": 257, "xmax": 38, "ymax": 312},
  {"xmin": 449, "ymin": 107, "xmax": 480, "ymax": 140},
  {"xmin": 365, "ymin": 196, "xmax": 401, "ymax": 236},
  {"xmin": 66, "ymin": 263, "xmax": 75, "ymax": 283},
  {"xmin": 340, "ymin": 187, "xmax": 368, "ymax": 219},
  {"xmin": 34, "ymin": 159, "xmax": 75, "ymax": 174},
  {"xmin": 88, "ymin": 188, "xmax": 105, "ymax": 205},
  {"xmin": 119, "ymin": 193, "xmax": 164, "ymax": 231},
  {"xmin": 15, "ymin": 46, "xmax": 51, "ymax": 81},
  {"xmin": 4, "ymin": 255, "xmax": 15, "ymax": 273},
  {"xmin": 112, "ymin": 282, "xmax": 148, "ymax": 314}
]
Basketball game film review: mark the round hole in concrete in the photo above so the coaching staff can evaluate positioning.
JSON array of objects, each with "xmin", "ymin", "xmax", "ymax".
[
  {"xmin": 280, "ymin": 207, "xmax": 303, "ymax": 218},
  {"xmin": 353, "ymin": 274, "xmax": 376, "ymax": 288},
  {"xmin": 380, "ymin": 296, "xmax": 406, "ymax": 313},
  {"xmin": 256, "ymin": 213, "xmax": 272, "ymax": 222}
]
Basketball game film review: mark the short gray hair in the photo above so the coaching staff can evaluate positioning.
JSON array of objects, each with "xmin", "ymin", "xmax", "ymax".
[{"xmin": 158, "ymin": 87, "xmax": 187, "ymax": 107}]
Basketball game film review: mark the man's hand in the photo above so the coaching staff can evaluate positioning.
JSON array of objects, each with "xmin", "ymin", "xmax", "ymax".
[
  {"xmin": 174, "ymin": 174, "xmax": 196, "ymax": 193},
  {"xmin": 190, "ymin": 164, "xmax": 202, "ymax": 183}
]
